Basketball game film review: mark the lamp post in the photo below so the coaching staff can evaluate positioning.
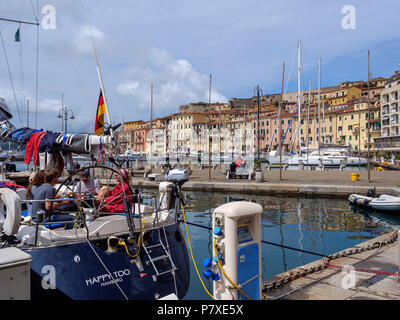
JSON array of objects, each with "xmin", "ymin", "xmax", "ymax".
[
  {"xmin": 57, "ymin": 106, "xmax": 75, "ymax": 133},
  {"xmin": 196, "ymin": 126, "xmax": 201, "ymax": 164},
  {"xmin": 254, "ymin": 85, "xmax": 263, "ymax": 171}
]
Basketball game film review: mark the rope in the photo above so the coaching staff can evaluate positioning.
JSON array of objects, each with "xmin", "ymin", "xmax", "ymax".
[
  {"xmin": 121, "ymin": 220, "xmax": 146, "ymax": 259},
  {"xmin": 180, "ymin": 220, "xmax": 328, "ymax": 258},
  {"xmin": 84, "ymin": 237, "xmax": 129, "ymax": 300},
  {"xmin": 213, "ymin": 237, "xmax": 252, "ymax": 300},
  {"xmin": 181, "ymin": 203, "xmax": 215, "ymax": 299},
  {"xmin": 326, "ymin": 263, "xmax": 399, "ymax": 277}
]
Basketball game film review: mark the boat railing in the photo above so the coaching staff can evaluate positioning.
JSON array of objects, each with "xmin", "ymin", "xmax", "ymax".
[{"xmin": 20, "ymin": 189, "xmax": 178, "ymax": 241}]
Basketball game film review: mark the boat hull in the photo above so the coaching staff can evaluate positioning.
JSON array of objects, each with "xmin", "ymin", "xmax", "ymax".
[
  {"xmin": 24, "ymin": 223, "xmax": 190, "ymax": 300},
  {"xmin": 348, "ymin": 194, "xmax": 400, "ymax": 212}
]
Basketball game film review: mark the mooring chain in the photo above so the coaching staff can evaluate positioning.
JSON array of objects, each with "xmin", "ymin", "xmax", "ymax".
[{"xmin": 263, "ymin": 229, "xmax": 399, "ymax": 292}]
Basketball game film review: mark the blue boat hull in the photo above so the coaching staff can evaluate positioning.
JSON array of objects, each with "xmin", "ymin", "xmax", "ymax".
[{"xmin": 24, "ymin": 223, "xmax": 190, "ymax": 300}]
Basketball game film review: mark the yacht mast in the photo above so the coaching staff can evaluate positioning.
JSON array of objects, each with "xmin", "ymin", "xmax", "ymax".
[
  {"xmin": 307, "ymin": 78, "xmax": 311, "ymax": 167},
  {"xmin": 318, "ymin": 57, "xmax": 321, "ymax": 155},
  {"xmin": 279, "ymin": 62, "xmax": 285, "ymax": 181},
  {"xmin": 297, "ymin": 40, "xmax": 302, "ymax": 155}
]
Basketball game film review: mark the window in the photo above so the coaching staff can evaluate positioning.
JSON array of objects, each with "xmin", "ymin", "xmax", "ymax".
[
  {"xmin": 348, "ymin": 125, "xmax": 353, "ymax": 130},
  {"xmin": 338, "ymin": 126, "xmax": 342, "ymax": 131}
]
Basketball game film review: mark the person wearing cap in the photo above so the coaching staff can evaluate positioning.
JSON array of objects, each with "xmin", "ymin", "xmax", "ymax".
[
  {"xmin": 96, "ymin": 169, "xmax": 133, "ymax": 213},
  {"xmin": 74, "ymin": 169, "xmax": 101, "ymax": 196}
]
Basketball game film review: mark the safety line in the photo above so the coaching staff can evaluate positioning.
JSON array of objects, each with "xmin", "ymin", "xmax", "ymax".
[
  {"xmin": 327, "ymin": 263, "xmax": 399, "ymax": 277},
  {"xmin": 180, "ymin": 220, "xmax": 329, "ymax": 258}
]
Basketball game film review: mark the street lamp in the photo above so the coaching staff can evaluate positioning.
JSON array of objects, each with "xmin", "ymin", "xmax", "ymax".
[
  {"xmin": 254, "ymin": 85, "xmax": 263, "ymax": 171},
  {"xmin": 57, "ymin": 107, "xmax": 75, "ymax": 133}
]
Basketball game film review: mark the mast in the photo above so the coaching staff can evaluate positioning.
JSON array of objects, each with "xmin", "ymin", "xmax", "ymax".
[
  {"xmin": 150, "ymin": 83, "xmax": 153, "ymax": 169},
  {"xmin": 279, "ymin": 62, "xmax": 285, "ymax": 180},
  {"xmin": 322, "ymin": 101, "xmax": 325, "ymax": 143},
  {"xmin": 61, "ymin": 93, "xmax": 64, "ymax": 132},
  {"xmin": 208, "ymin": 74, "xmax": 212, "ymax": 180},
  {"xmin": 307, "ymin": 78, "xmax": 311, "ymax": 167},
  {"xmin": 318, "ymin": 58, "xmax": 321, "ymax": 155},
  {"xmin": 91, "ymin": 37, "xmax": 114, "ymax": 140},
  {"xmin": 26, "ymin": 99, "xmax": 29, "ymax": 127},
  {"xmin": 297, "ymin": 40, "xmax": 302, "ymax": 155},
  {"xmin": 367, "ymin": 50, "xmax": 371, "ymax": 182}
]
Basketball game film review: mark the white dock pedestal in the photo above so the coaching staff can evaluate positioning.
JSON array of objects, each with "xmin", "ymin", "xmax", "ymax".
[{"xmin": 0, "ymin": 247, "xmax": 32, "ymax": 300}]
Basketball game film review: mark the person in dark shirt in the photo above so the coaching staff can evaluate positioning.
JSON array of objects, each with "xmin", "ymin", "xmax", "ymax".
[{"xmin": 32, "ymin": 168, "xmax": 74, "ymax": 228}]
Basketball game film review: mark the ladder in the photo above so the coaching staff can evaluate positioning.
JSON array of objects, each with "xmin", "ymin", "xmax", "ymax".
[{"xmin": 142, "ymin": 226, "xmax": 178, "ymax": 295}]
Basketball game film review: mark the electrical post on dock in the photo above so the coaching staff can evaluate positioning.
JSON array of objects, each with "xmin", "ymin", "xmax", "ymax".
[{"xmin": 209, "ymin": 201, "xmax": 262, "ymax": 300}]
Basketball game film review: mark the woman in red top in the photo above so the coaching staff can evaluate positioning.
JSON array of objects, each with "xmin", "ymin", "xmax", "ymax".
[{"xmin": 97, "ymin": 169, "xmax": 133, "ymax": 213}]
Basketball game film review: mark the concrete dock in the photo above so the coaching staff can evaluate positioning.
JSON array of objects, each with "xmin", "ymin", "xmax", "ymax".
[
  {"xmin": 128, "ymin": 169, "xmax": 400, "ymax": 199},
  {"xmin": 261, "ymin": 230, "xmax": 400, "ymax": 300}
]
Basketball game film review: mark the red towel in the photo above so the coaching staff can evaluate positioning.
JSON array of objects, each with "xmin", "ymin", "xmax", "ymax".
[{"xmin": 24, "ymin": 131, "xmax": 46, "ymax": 165}]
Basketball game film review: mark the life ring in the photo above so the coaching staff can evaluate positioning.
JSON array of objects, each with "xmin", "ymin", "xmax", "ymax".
[{"xmin": 0, "ymin": 188, "xmax": 21, "ymax": 236}]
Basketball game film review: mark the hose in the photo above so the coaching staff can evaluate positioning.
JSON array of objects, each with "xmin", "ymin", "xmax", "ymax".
[
  {"xmin": 181, "ymin": 203, "xmax": 215, "ymax": 299},
  {"xmin": 213, "ymin": 237, "xmax": 252, "ymax": 300},
  {"xmin": 121, "ymin": 220, "xmax": 146, "ymax": 259}
]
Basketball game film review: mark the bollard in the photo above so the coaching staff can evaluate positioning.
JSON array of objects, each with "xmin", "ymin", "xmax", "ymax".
[
  {"xmin": 255, "ymin": 170, "xmax": 263, "ymax": 183},
  {"xmin": 298, "ymin": 160, "xmax": 304, "ymax": 171}
]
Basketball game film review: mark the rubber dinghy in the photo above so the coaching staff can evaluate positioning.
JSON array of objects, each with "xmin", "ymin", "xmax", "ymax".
[{"xmin": 348, "ymin": 193, "xmax": 400, "ymax": 212}]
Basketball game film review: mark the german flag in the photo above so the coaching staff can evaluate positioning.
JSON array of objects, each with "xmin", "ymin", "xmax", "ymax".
[{"xmin": 95, "ymin": 89, "xmax": 106, "ymax": 136}]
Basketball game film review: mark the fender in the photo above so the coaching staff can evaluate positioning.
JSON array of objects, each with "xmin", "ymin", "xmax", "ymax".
[{"xmin": 0, "ymin": 188, "xmax": 21, "ymax": 235}]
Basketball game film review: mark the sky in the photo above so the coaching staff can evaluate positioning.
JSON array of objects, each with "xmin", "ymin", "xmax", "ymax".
[{"xmin": 0, "ymin": 0, "xmax": 399, "ymax": 133}]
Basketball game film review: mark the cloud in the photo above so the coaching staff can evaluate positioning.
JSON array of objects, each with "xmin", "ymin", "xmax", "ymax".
[
  {"xmin": 71, "ymin": 25, "xmax": 107, "ymax": 56},
  {"xmin": 117, "ymin": 47, "xmax": 228, "ymax": 113}
]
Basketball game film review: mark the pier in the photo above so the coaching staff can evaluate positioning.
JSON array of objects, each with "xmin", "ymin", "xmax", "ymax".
[
  {"xmin": 124, "ymin": 168, "xmax": 400, "ymax": 199},
  {"xmin": 261, "ymin": 230, "xmax": 400, "ymax": 300}
]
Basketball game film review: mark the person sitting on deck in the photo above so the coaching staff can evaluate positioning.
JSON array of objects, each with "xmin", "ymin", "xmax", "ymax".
[
  {"xmin": 96, "ymin": 169, "xmax": 133, "ymax": 213},
  {"xmin": 26, "ymin": 170, "xmax": 45, "ymax": 217},
  {"xmin": 74, "ymin": 169, "xmax": 101, "ymax": 196},
  {"xmin": 32, "ymin": 168, "xmax": 75, "ymax": 228}
]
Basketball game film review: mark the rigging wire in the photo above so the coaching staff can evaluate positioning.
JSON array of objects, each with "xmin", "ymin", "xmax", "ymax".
[
  {"xmin": 30, "ymin": 0, "xmax": 39, "ymax": 22},
  {"xmin": 0, "ymin": 29, "xmax": 23, "ymax": 126},
  {"xmin": 35, "ymin": 1, "xmax": 39, "ymax": 128},
  {"xmin": 18, "ymin": 23, "xmax": 26, "ymax": 123}
]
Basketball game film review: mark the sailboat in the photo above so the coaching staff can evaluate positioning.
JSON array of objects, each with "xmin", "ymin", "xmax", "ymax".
[
  {"xmin": 0, "ymin": 13, "xmax": 190, "ymax": 300},
  {"xmin": 269, "ymin": 43, "xmax": 368, "ymax": 168}
]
